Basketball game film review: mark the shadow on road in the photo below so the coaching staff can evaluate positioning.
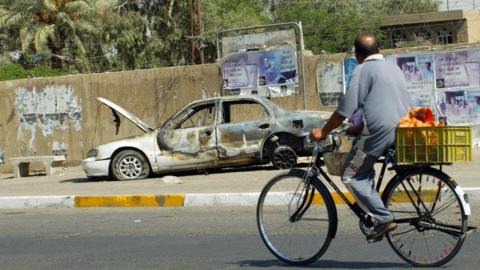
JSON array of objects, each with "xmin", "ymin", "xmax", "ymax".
[
  {"xmin": 60, "ymin": 163, "xmax": 309, "ymax": 183},
  {"xmin": 60, "ymin": 177, "xmax": 109, "ymax": 183},
  {"xmin": 233, "ymin": 259, "xmax": 407, "ymax": 269}
]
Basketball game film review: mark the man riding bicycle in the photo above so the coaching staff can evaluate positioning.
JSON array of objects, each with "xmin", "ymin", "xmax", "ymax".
[{"xmin": 311, "ymin": 33, "xmax": 411, "ymax": 239}]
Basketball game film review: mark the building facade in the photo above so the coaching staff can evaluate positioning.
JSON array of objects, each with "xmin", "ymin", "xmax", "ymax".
[{"xmin": 381, "ymin": 10, "xmax": 480, "ymax": 48}]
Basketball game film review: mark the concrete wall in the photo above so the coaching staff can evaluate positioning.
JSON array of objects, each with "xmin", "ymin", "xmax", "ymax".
[
  {"xmin": 465, "ymin": 10, "xmax": 480, "ymax": 44},
  {"xmin": 0, "ymin": 57, "xmax": 325, "ymax": 173}
]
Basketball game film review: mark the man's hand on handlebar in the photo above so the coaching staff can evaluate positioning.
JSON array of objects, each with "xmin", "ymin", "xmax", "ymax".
[{"xmin": 310, "ymin": 128, "xmax": 327, "ymax": 141}]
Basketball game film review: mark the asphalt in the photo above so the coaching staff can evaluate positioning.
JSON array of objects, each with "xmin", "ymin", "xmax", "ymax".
[{"xmin": 0, "ymin": 150, "xmax": 478, "ymax": 208}]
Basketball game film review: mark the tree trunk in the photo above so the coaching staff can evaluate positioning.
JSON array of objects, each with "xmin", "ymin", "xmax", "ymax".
[{"xmin": 49, "ymin": 38, "xmax": 64, "ymax": 70}]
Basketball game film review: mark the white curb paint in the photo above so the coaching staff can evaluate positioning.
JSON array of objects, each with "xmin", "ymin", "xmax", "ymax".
[
  {"xmin": 0, "ymin": 196, "xmax": 74, "ymax": 208},
  {"xmin": 0, "ymin": 187, "xmax": 479, "ymax": 209},
  {"xmin": 184, "ymin": 192, "xmax": 261, "ymax": 207}
]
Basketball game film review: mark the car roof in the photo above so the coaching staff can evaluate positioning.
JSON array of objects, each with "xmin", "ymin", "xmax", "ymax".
[{"xmin": 190, "ymin": 95, "xmax": 271, "ymax": 105}]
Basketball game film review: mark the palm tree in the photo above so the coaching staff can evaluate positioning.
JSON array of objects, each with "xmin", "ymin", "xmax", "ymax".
[{"xmin": 0, "ymin": 0, "xmax": 96, "ymax": 70}]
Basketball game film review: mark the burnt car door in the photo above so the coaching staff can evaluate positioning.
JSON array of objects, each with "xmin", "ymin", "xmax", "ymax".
[
  {"xmin": 156, "ymin": 101, "xmax": 218, "ymax": 168},
  {"xmin": 216, "ymin": 99, "xmax": 273, "ymax": 163}
]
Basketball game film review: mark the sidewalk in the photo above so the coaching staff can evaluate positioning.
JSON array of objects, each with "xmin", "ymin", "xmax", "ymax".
[{"xmin": 0, "ymin": 150, "xmax": 479, "ymax": 208}]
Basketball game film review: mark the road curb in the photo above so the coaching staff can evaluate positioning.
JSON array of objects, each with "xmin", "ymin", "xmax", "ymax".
[{"xmin": 0, "ymin": 188, "xmax": 478, "ymax": 209}]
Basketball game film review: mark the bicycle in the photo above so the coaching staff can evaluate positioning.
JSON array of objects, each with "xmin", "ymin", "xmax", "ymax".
[{"xmin": 256, "ymin": 129, "xmax": 476, "ymax": 267}]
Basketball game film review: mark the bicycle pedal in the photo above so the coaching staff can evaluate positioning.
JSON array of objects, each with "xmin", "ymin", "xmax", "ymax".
[{"xmin": 366, "ymin": 236, "xmax": 383, "ymax": 243}]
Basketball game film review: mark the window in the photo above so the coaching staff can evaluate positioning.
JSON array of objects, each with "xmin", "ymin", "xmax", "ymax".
[
  {"xmin": 168, "ymin": 103, "xmax": 216, "ymax": 129},
  {"xmin": 390, "ymin": 31, "xmax": 407, "ymax": 48},
  {"xmin": 437, "ymin": 31, "xmax": 453, "ymax": 44},
  {"xmin": 415, "ymin": 30, "xmax": 432, "ymax": 42},
  {"xmin": 222, "ymin": 100, "xmax": 269, "ymax": 124}
]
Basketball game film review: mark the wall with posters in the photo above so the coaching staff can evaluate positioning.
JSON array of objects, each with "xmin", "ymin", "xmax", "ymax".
[{"xmin": 316, "ymin": 44, "xmax": 480, "ymax": 147}]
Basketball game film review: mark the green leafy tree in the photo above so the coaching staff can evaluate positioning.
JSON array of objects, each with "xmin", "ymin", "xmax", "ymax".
[
  {"xmin": 362, "ymin": 0, "xmax": 440, "ymax": 16},
  {"xmin": 202, "ymin": 0, "xmax": 268, "ymax": 61},
  {"xmin": 271, "ymin": 1, "xmax": 381, "ymax": 54},
  {"xmin": 0, "ymin": 0, "xmax": 97, "ymax": 70},
  {"xmin": 99, "ymin": 0, "xmax": 190, "ymax": 70}
]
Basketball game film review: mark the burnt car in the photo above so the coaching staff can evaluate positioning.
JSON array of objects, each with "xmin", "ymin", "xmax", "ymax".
[{"xmin": 82, "ymin": 96, "xmax": 330, "ymax": 180}]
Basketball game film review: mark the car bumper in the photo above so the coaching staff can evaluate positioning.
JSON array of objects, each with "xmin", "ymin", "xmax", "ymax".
[{"xmin": 81, "ymin": 157, "xmax": 110, "ymax": 177}]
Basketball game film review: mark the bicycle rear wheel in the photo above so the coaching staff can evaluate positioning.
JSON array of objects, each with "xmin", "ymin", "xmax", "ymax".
[
  {"xmin": 256, "ymin": 169, "xmax": 336, "ymax": 266},
  {"xmin": 382, "ymin": 168, "xmax": 468, "ymax": 267}
]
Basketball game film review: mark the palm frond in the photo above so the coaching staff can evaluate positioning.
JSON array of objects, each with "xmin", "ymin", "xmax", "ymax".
[
  {"xmin": 55, "ymin": 12, "xmax": 74, "ymax": 31},
  {"xmin": 34, "ymin": 24, "xmax": 54, "ymax": 51},
  {"xmin": 75, "ymin": 19, "xmax": 98, "ymax": 34},
  {"xmin": 64, "ymin": 1, "xmax": 92, "ymax": 16},
  {"xmin": 73, "ymin": 35, "xmax": 85, "ymax": 55},
  {"xmin": 19, "ymin": 27, "xmax": 33, "ymax": 52},
  {"xmin": 0, "ymin": 12, "xmax": 25, "ymax": 28},
  {"xmin": 40, "ymin": 0, "xmax": 58, "ymax": 14}
]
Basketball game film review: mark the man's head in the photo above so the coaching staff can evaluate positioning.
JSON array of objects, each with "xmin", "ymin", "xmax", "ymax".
[{"xmin": 354, "ymin": 33, "xmax": 379, "ymax": 63}]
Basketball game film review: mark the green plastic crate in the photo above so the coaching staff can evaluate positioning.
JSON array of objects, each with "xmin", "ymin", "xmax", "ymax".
[{"xmin": 395, "ymin": 126, "xmax": 472, "ymax": 164}]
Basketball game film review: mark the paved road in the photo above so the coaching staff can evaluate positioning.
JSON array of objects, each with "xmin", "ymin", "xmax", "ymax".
[{"xmin": 0, "ymin": 205, "xmax": 478, "ymax": 270}]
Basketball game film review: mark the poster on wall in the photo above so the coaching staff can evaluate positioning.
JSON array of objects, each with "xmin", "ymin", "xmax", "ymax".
[
  {"xmin": 409, "ymin": 90, "xmax": 436, "ymax": 108},
  {"xmin": 434, "ymin": 49, "xmax": 480, "ymax": 89},
  {"xmin": 220, "ymin": 51, "xmax": 258, "ymax": 92},
  {"xmin": 219, "ymin": 44, "xmax": 298, "ymax": 96},
  {"xmin": 342, "ymin": 57, "xmax": 358, "ymax": 93},
  {"xmin": 436, "ymin": 89, "xmax": 480, "ymax": 125},
  {"xmin": 395, "ymin": 54, "xmax": 435, "ymax": 92},
  {"xmin": 257, "ymin": 44, "xmax": 298, "ymax": 96},
  {"xmin": 317, "ymin": 62, "xmax": 343, "ymax": 106},
  {"xmin": 466, "ymin": 90, "xmax": 480, "ymax": 124}
]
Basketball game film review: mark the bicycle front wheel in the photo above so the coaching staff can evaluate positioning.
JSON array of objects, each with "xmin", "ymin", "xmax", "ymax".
[
  {"xmin": 383, "ymin": 168, "xmax": 468, "ymax": 267},
  {"xmin": 256, "ymin": 169, "xmax": 336, "ymax": 266}
]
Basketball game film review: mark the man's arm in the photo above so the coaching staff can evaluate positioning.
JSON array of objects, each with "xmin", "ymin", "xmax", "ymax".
[{"xmin": 310, "ymin": 111, "xmax": 345, "ymax": 140}]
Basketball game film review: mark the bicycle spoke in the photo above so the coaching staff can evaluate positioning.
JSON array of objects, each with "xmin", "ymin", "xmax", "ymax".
[
  {"xmin": 406, "ymin": 177, "xmax": 431, "ymax": 213},
  {"xmin": 391, "ymin": 227, "xmax": 417, "ymax": 237},
  {"xmin": 400, "ymin": 181, "xmax": 421, "ymax": 214},
  {"xmin": 430, "ymin": 197, "xmax": 458, "ymax": 216},
  {"xmin": 430, "ymin": 180, "xmax": 444, "ymax": 213}
]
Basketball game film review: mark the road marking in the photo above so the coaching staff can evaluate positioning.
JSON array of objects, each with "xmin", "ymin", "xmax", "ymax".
[
  {"xmin": 0, "ymin": 196, "xmax": 73, "ymax": 208},
  {"xmin": 74, "ymin": 194, "xmax": 184, "ymax": 207}
]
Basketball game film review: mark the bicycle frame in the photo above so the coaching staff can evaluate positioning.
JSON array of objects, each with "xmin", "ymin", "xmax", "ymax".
[{"xmin": 303, "ymin": 141, "xmax": 411, "ymax": 226}]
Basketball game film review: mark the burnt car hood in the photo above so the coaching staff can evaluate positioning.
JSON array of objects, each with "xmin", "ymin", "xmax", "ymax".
[{"xmin": 97, "ymin": 97, "xmax": 154, "ymax": 133}]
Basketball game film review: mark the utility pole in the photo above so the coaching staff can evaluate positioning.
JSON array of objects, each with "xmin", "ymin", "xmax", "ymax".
[{"xmin": 190, "ymin": 0, "xmax": 204, "ymax": 64}]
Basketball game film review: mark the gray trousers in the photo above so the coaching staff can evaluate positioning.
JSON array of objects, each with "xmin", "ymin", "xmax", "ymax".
[{"xmin": 341, "ymin": 140, "xmax": 394, "ymax": 224}]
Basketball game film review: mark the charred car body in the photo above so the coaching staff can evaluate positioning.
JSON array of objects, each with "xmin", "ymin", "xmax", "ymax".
[{"xmin": 82, "ymin": 96, "xmax": 330, "ymax": 180}]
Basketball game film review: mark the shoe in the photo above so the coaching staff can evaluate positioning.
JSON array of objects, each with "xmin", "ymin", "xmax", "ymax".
[{"xmin": 371, "ymin": 220, "xmax": 397, "ymax": 238}]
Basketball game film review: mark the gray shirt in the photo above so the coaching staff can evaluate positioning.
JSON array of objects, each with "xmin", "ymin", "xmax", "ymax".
[{"xmin": 337, "ymin": 54, "xmax": 411, "ymax": 157}]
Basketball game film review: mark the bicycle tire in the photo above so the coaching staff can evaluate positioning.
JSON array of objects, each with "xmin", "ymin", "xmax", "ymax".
[
  {"xmin": 382, "ymin": 168, "xmax": 468, "ymax": 267},
  {"xmin": 256, "ymin": 169, "xmax": 336, "ymax": 266}
]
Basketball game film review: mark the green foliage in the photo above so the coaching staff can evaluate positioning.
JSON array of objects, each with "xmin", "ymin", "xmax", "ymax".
[
  {"xmin": 271, "ymin": 1, "xmax": 381, "ymax": 54},
  {"xmin": 202, "ymin": 0, "xmax": 268, "ymax": 61},
  {"xmin": 362, "ymin": 0, "xmax": 440, "ymax": 16},
  {"xmin": 0, "ymin": 0, "xmax": 98, "ymax": 70},
  {"xmin": 0, "ymin": 64, "xmax": 65, "ymax": 81}
]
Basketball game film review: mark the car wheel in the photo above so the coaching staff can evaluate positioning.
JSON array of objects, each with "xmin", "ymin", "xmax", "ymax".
[
  {"xmin": 111, "ymin": 150, "xmax": 150, "ymax": 180},
  {"xmin": 271, "ymin": 145, "xmax": 297, "ymax": 169}
]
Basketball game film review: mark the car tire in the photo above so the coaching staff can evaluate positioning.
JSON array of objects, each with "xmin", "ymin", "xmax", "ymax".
[
  {"xmin": 271, "ymin": 145, "xmax": 298, "ymax": 169},
  {"xmin": 111, "ymin": 150, "xmax": 150, "ymax": 180}
]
